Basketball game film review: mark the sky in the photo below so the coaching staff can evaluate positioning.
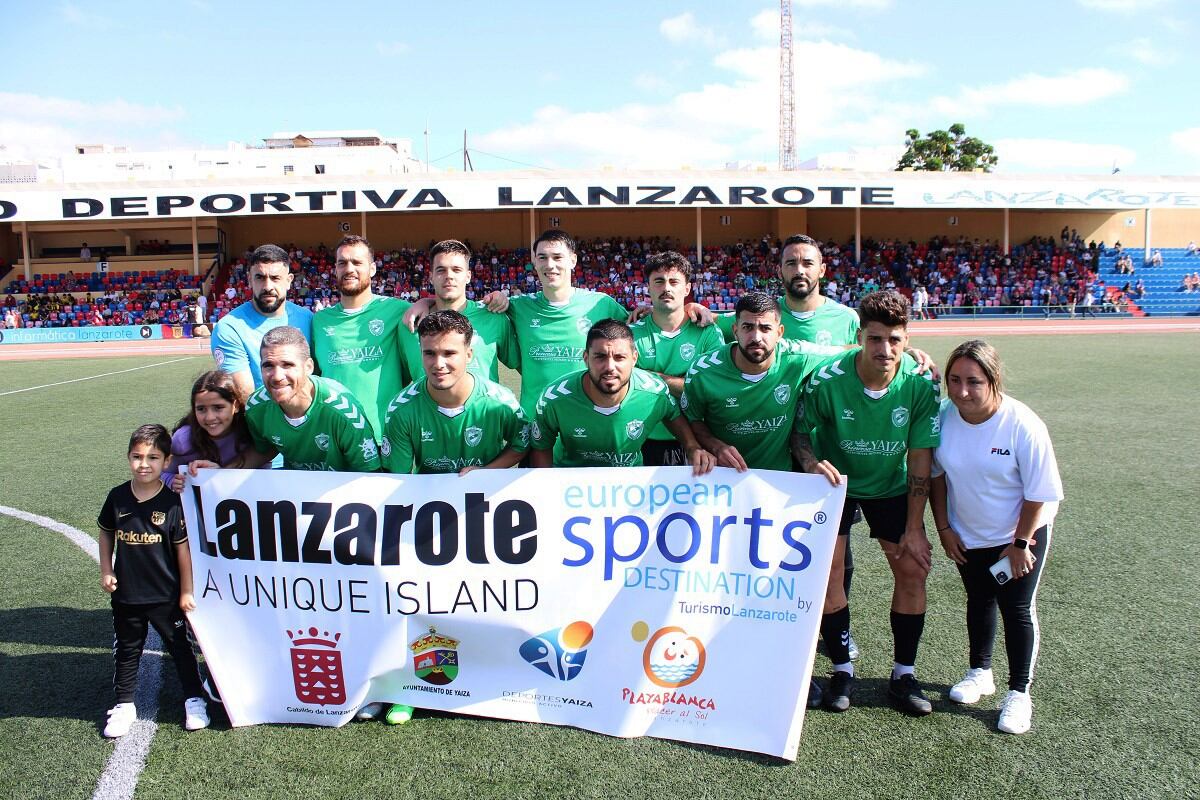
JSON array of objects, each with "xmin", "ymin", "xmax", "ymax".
[{"xmin": 1, "ymin": 0, "xmax": 1197, "ymax": 175}]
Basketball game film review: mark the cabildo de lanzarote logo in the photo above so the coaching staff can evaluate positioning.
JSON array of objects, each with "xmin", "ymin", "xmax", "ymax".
[
  {"xmin": 411, "ymin": 627, "xmax": 460, "ymax": 685},
  {"xmin": 621, "ymin": 622, "xmax": 716, "ymax": 711},
  {"xmin": 519, "ymin": 620, "xmax": 594, "ymax": 681},
  {"xmin": 287, "ymin": 627, "xmax": 346, "ymax": 706}
]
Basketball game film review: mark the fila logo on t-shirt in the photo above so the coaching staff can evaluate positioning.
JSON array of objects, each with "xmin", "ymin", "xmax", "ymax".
[{"xmin": 990, "ymin": 447, "xmax": 1011, "ymax": 456}]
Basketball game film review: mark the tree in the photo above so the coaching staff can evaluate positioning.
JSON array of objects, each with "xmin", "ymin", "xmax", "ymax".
[{"xmin": 896, "ymin": 123, "xmax": 998, "ymax": 172}]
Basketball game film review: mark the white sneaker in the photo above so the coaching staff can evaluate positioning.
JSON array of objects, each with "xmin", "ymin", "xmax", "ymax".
[
  {"xmin": 949, "ymin": 668, "xmax": 996, "ymax": 704},
  {"xmin": 997, "ymin": 689, "xmax": 1033, "ymax": 734},
  {"xmin": 356, "ymin": 702, "xmax": 384, "ymax": 721},
  {"xmin": 104, "ymin": 702, "xmax": 136, "ymax": 738},
  {"xmin": 184, "ymin": 697, "xmax": 210, "ymax": 731}
]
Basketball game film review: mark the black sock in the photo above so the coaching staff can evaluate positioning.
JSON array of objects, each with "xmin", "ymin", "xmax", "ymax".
[
  {"xmin": 821, "ymin": 606, "xmax": 851, "ymax": 666},
  {"xmin": 891, "ymin": 611, "xmax": 926, "ymax": 668}
]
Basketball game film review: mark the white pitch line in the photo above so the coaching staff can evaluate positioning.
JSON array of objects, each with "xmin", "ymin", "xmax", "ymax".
[
  {"xmin": 0, "ymin": 357, "xmax": 196, "ymax": 397},
  {"xmin": 0, "ymin": 505, "xmax": 162, "ymax": 800}
]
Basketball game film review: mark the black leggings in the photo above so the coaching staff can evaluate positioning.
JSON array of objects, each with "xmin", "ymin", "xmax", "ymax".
[
  {"xmin": 954, "ymin": 526, "xmax": 1051, "ymax": 692},
  {"xmin": 112, "ymin": 599, "xmax": 204, "ymax": 704}
]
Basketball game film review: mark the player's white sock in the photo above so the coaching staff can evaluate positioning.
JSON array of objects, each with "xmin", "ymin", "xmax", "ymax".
[
  {"xmin": 833, "ymin": 662, "xmax": 854, "ymax": 676},
  {"xmin": 892, "ymin": 663, "xmax": 915, "ymax": 679}
]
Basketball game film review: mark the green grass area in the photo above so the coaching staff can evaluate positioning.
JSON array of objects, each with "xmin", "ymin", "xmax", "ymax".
[{"xmin": 1, "ymin": 336, "xmax": 1198, "ymax": 799}]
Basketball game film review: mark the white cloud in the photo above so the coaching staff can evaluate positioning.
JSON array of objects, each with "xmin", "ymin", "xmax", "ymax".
[
  {"xmin": 993, "ymin": 138, "xmax": 1136, "ymax": 172},
  {"xmin": 660, "ymin": 12, "xmax": 725, "ymax": 48},
  {"xmin": 751, "ymin": 7, "xmax": 855, "ymax": 40},
  {"xmin": 0, "ymin": 93, "xmax": 187, "ymax": 159},
  {"xmin": 1076, "ymin": 0, "xmax": 1166, "ymax": 11},
  {"xmin": 931, "ymin": 68, "xmax": 1130, "ymax": 117},
  {"xmin": 60, "ymin": 3, "xmax": 112, "ymax": 29},
  {"xmin": 476, "ymin": 35, "xmax": 924, "ymax": 168},
  {"xmin": 375, "ymin": 41, "xmax": 409, "ymax": 57},
  {"xmin": 1169, "ymin": 127, "xmax": 1200, "ymax": 159},
  {"xmin": 793, "ymin": 0, "xmax": 891, "ymax": 8},
  {"xmin": 1125, "ymin": 36, "xmax": 1172, "ymax": 64}
]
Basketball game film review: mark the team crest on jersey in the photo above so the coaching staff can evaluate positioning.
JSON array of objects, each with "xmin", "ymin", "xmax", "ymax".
[
  {"xmin": 421, "ymin": 429, "xmax": 434, "ymax": 442},
  {"xmin": 774, "ymin": 385, "xmax": 791, "ymax": 405},
  {"xmin": 361, "ymin": 439, "xmax": 378, "ymax": 461},
  {"xmin": 680, "ymin": 343, "xmax": 696, "ymax": 361},
  {"xmin": 626, "ymin": 420, "xmax": 645, "ymax": 440},
  {"xmin": 213, "ymin": 348, "xmax": 224, "ymax": 367},
  {"xmin": 465, "ymin": 426, "xmax": 483, "ymax": 447},
  {"xmin": 680, "ymin": 393, "xmax": 689, "ymax": 411},
  {"xmin": 380, "ymin": 437, "xmax": 392, "ymax": 457},
  {"xmin": 576, "ymin": 317, "xmax": 592, "ymax": 334},
  {"xmin": 314, "ymin": 433, "xmax": 331, "ymax": 451},
  {"xmin": 892, "ymin": 406, "xmax": 910, "ymax": 427},
  {"xmin": 531, "ymin": 420, "xmax": 542, "ymax": 441},
  {"xmin": 368, "ymin": 318, "xmax": 385, "ymax": 336},
  {"xmin": 150, "ymin": 511, "xmax": 166, "ymax": 526},
  {"xmin": 816, "ymin": 330, "xmax": 833, "ymax": 346}
]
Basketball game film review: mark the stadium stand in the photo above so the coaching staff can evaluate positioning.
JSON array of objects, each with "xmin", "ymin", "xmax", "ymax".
[{"xmin": 1098, "ymin": 247, "xmax": 1200, "ymax": 316}]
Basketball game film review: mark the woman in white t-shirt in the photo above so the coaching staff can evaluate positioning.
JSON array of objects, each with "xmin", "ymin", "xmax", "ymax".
[{"xmin": 930, "ymin": 340, "xmax": 1063, "ymax": 735}]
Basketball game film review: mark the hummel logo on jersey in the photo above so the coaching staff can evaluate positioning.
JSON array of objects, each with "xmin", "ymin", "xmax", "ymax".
[
  {"xmin": 680, "ymin": 343, "xmax": 696, "ymax": 361},
  {"xmin": 774, "ymin": 385, "xmax": 791, "ymax": 405},
  {"xmin": 841, "ymin": 408, "xmax": 855, "ymax": 421},
  {"xmin": 891, "ymin": 406, "xmax": 910, "ymax": 427},
  {"xmin": 573, "ymin": 427, "xmax": 588, "ymax": 438},
  {"xmin": 990, "ymin": 447, "xmax": 1011, "ymax": 456},
  {"xmin": 361, "ymin": 439, "xmax": 378, "ymax": 461},
  {"xmin": 931, "ymin": 415, "xmax": 941, "ymax": 435},
  {"xmin": 725, "ymin": 397, "xmax": 739, "ymax": 408},
  {"xmin": 421, "ymin": 429, "xmax": 434, "ymax": 442},
  {"xmin": 314, "ymin": 433, "xmax": 331, "ymax": 451},
  {"xmin": 271, "ymin": 435, "xmax": 283, "ymax": 446},
  {"xmin": 465, "ymin": 426, "xmax": 483, "ymax": 447},
  {"xmin": 368, "ymin": 318, "xmax": 384, "ymax": 336},
  {"xmin": 324, "ymin": 326, "xmax": 336, "ymax": 338},
  {"xmin": 530, "ymin": 318, "xmax": 541, "ymax": 327}
]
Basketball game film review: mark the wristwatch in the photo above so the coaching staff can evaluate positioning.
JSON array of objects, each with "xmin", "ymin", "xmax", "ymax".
[{"xmin": 1013, "ymin": 539, "xmax": 1029, "ymax": 550}]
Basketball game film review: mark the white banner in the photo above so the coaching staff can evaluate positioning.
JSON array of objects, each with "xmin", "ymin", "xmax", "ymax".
[
  {"xmin": 181, "ymin": 466, "xmax": 845, "ymax": 760},
  {"xmin": 5, "ymin": 172, "xmax": 1200, "ymax": 221}
]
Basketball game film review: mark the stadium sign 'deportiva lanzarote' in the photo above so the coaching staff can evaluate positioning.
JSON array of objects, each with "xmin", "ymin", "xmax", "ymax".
[
  {"xmin": 181, "ymin": 466, "xmax": 844, "ymax": 760},
  {"xmin": 3, "ymin": 173, "xmax": 1200, "ymax": 221}
]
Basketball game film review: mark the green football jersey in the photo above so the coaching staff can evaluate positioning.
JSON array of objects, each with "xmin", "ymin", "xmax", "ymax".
[
  {"xmin": 715, "ymin": 296, "xmax": 860, "ymax": 346},
  {"xmin": 398, "ymin": 300, "xmax": 520, "ymax": 385},
  {"xmin": 681, "ymin": 341, "xmax": 833, "ymax": 472},
  {"xmin": 631, "ymin": 315, "xmax": 725, "ymax": 440},
  {"xmin": 246, "ymin": 375, "xmax": 381, "ymax": 472},
  {"xmin": 797, "ymin": 350, "xmax": 941, "ymax": 499},
  {"xmin": 312, "ymin": 295, "xmax": 411, "ymax": 438},
  {"xmin": 531, "ymin": 368, "xmax": 679, "ymax": 467},
  {"xmin": 507, "ymin": 289, "xmax": 627, "ymax": 416},
  {"xmin": 380, "ymin": 373, "xmax": 530, "ymax": 474}
]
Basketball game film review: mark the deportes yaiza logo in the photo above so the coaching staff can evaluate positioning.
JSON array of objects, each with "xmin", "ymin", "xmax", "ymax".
[
  {"xmin": 287, "ymin": 627, "xmax": 346, "ymax": 706},
  {"xmin": 150, "ymin": 511, "xmax": 167, "ymax": 526},
  {"xmin": 368, "ymin": 318, "xmax": 384, "ymax": 336},
  {"xmin": 411, "ymin": 627, "xmax": 459, "ymax": 685},
  {"xmin": 465, "ymin": 426, "xmax": 483, "ymax": 447},
  {"xmin": 774, "ymin": 384, "xmax": 791, "ymax": 405},
  {"xmin": 680, "ymin": 343, "xmax": 696, "ymax": 361},
  {"xmin": 639, "ymin": 625, "xmax": 707, "ymax": 688},
  {"xmin": 891, "ymin": 406, "xmax": 910, "ymax": 427},
  {"xmin": 314, "ymin": 433, "xmax": 331, "ymax": 451},
  {"xmin": 626, "ymin": 419, "xmax": 644, "ymax": 440},
  {"xmin": 519, "ymin": 620, "xmax": 594, "ymax": 681}
]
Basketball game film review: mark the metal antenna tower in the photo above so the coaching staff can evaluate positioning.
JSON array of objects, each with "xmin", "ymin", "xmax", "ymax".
[{"xmin": 778, "ymin": 0, "xmax": 796, "ymax": 170}]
